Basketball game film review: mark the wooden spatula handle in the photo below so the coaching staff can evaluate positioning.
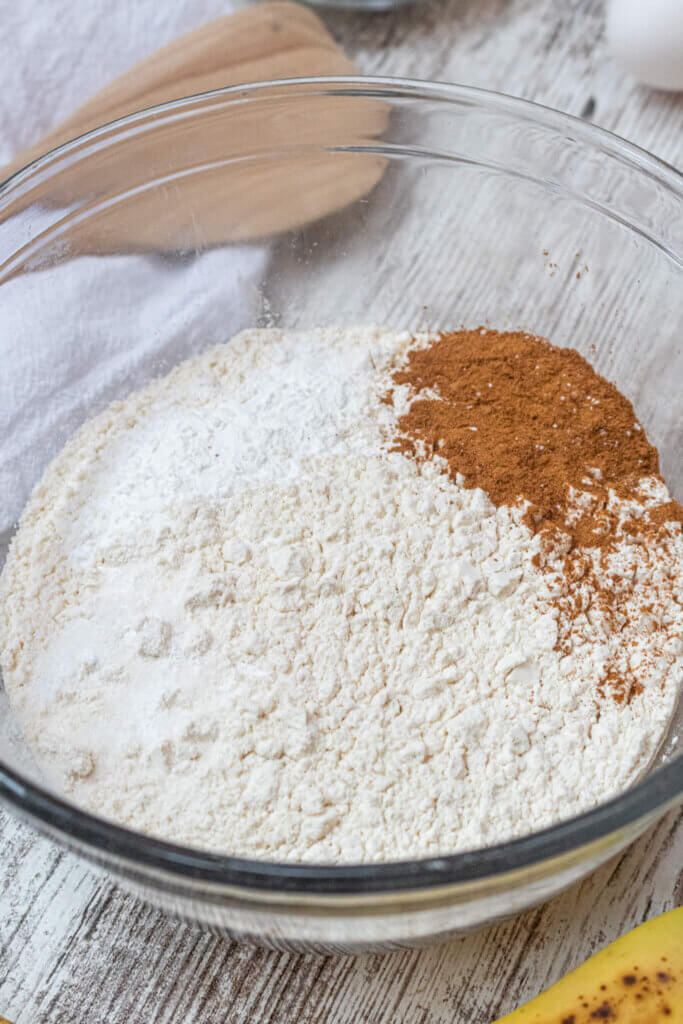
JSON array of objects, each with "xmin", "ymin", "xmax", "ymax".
[
  {"xmin": 1, "ymin": 2, "xmax": 387, "ymax": 256},
  {"xmin": 4, "ymin": 3, "xmax": 347, "ymax": 179}
]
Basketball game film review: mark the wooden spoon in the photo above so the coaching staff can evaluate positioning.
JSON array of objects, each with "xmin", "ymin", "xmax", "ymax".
[{"xmin": 1, "ymin": 2, "xmax": 386, "ymax": 255}]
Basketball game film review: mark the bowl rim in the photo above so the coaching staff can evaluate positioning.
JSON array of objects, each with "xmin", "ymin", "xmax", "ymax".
[{"xmin": 0, "ymin": 76, "xmax": 681, "ymax": 895}]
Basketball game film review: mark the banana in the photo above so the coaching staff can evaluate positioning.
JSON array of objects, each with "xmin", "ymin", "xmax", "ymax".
[{"xmin": 494, "ymin": 906, "xmax": 682, "ymax": 1023}]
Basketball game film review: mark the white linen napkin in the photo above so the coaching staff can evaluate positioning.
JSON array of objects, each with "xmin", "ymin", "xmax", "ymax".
[
  {"xmin": 0, "ymin": 0, "xmax": 250, "ymax": 165},
  {"xmin": 0, "ymin": 1, "xmax": 269, "ymax": 535}
]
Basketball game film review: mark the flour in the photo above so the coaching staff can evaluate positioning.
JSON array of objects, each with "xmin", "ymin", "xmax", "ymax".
[{"xmin": 1, "ymin": 327, "xmax": 680, "ymax": 862}]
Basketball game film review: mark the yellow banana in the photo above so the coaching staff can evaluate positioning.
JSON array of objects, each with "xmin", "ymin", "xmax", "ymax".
[{"xmin": 494, "ymin": 906, "xmax": 682, "ymax": 1023}]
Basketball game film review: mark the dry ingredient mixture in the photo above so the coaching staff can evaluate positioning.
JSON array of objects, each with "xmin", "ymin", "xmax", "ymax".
[{"xmin": 1, "ymin": 327, "xmax": 681, "ymax": 863}]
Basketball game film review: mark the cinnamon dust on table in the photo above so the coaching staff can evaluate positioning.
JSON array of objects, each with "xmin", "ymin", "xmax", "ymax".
[{"xmin": 386, "ymin": 328, "xmax": 683, "ymax": 705}]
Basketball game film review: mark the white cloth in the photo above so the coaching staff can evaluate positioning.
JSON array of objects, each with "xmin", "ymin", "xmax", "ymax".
[
  {"xmin": 0, "ymin": 0, "xmax": 249, "ymax": 165},
  {"xmin": 0, "ymin": 247, "xmax": 268, "ymax": 531},
  {"xmin": 0, "ymin": 1, "xmax": 268, "ymax": 534}
]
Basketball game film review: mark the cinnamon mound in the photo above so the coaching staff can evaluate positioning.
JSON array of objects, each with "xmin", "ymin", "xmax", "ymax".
[
  {"xmin": 388, "ymin": 328, "xmax": 679, "ymax": 547},
  {"xmin": 387, "ymin": 328, "xmax": 683, "ymax": 706}
]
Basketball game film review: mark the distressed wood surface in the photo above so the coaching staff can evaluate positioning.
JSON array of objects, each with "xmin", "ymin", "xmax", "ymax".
[{"xmin": 1, "ymin": 1, "xmax": 681, "ymax": 1021}]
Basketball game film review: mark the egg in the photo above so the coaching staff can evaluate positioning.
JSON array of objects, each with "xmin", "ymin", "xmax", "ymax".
[{"xmin": 606, "ymin": 0, "xmax": 683, "ymax": 90}]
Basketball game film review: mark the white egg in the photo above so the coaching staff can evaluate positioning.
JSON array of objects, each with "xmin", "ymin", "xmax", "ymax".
[{"xmin": 606, "ymin": 0, "xmax": 683, "ymax": 90}]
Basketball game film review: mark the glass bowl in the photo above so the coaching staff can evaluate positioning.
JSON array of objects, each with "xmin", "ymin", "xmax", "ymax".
[{"xmin": 0, "ymin": 78, "xmax": 681, "ymax": 953}]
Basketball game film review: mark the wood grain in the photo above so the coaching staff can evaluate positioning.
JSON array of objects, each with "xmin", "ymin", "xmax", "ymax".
[
  {"xmin": 0, "ymin": 806, "xmax": 680, "ymax": 1023},
  {"xmin": 0, "ymin": 0, "xmax": 681, "ymax": 1021}
]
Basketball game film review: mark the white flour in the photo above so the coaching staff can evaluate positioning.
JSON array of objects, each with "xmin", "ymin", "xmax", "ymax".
[{"xmin": 1, "ymin": 327, "xmax": 680, "ymax": 862}]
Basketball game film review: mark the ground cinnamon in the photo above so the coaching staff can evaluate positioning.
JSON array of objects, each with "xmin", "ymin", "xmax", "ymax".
[
  {"xmin": 386, "ymin": 328, "xmax": 683, "ymax": 704},
  {"xmin": 387, "ymin": 328, "xmax": 664, "ymax": 544}
]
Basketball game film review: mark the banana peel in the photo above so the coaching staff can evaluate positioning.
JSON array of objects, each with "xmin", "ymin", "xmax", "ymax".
[{"xmin": 494, "ymin": 906, "xmax": 682, "ymax": 1023}]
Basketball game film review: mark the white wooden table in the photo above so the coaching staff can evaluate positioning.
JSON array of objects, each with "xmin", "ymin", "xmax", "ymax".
[{"xmin": 1, "ymin": 1, "xmax": 681, "ymax": 1021}]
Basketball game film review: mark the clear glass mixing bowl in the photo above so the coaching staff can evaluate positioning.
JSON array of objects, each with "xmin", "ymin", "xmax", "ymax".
[{"xmin": 0, "ymin": 78, "xmax": 681, "ymax": 953}]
